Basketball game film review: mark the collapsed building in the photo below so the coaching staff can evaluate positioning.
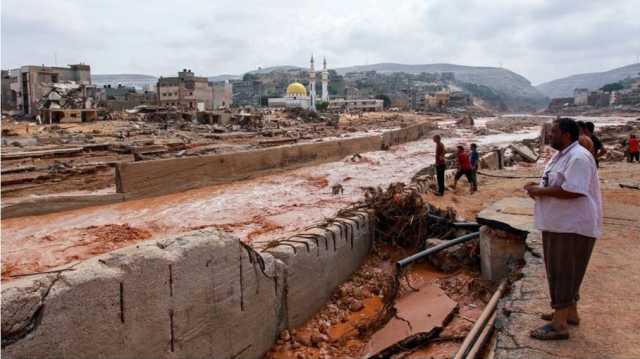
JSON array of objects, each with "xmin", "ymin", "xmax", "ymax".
[{"xmin": 2, "ymin": 64, "xmax": 95, "ymax": 119}]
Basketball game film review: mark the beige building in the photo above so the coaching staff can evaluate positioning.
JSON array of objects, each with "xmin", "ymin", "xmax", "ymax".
[
  {"xmin": 212, "ymin": 80, "xmax": 233, "ymax": 109},
  {"xmin": 327, "ymin": 98, "xmax": 383, "ymax": 112},
  {"xmin": 157, "ymin": 69, "xmax": 214, "ymax": 110}
]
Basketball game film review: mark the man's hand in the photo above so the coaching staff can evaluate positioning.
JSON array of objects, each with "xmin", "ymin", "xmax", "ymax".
[{"xmin": 524, "ymin": 182, "xmax": 541, "ymax": 198}]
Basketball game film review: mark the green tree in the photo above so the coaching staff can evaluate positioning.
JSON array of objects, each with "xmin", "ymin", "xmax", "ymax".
[
  {"xmin": 316, "ymin": 101, "xmax": 329, "ymax": 111},
  {"xmin": 600, "ymin": 82, "xmax": 624, "ymax": 92},
  {"xmin": 242, "ymin": 73, "xmax": 258, "ymax": 81},
  {"xmin": 375, "ymin": 94, "xmax": 391, "ymax": 109}
]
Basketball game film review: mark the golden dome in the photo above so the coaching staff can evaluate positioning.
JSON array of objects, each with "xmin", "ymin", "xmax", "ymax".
[{"xmin": 286, "ymin": 82, "xmax": 307, "ymax": 97}]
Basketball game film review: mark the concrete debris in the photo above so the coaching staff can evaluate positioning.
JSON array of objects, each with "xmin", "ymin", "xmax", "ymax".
[
  {"xmin": 509, "ymin": 143, "xmax": 538, "ymax": 162},
  {"xmin": 425, "ymin": 237, "xmax": 479, "ymax": 273}
]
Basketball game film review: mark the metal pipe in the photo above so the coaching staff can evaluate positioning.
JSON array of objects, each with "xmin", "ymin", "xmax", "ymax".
[
  {"xmin": 426, "ymin": 214, "xmax": 480, "ymax": 229},
  {"xmin": 466, "ymin": 310, "xmax": 497, "ymax": 358},
  {"xmin": 454, "ymin": 280, "xmax": 507, "ymax": 359},
  {"xmin": 396, "ymin": 231, "xmax": 480, "ymax": 269}
]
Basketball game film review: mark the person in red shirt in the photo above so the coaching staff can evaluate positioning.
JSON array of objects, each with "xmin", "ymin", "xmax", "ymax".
[
  {"xmin": 452, "ymin": 145, "xmax": 477, "ymax": 193},
  {"xmin": 628, "ymin": 134, "xmax": 639, "ymax": 162}
]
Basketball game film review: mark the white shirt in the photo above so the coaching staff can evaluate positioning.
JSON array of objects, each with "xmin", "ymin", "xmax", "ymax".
[{"xmin": 534, "ymin": 141, "xmax": 603, "ymax": 238}]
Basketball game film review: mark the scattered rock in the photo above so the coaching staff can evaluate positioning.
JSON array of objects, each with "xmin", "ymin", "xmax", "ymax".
[
  {"xmin": 311, "ymin": 332, "xmax": 329, "ymax": 346},
  {"xmin": 349, "ymin": 299, "xmax": 364, "ymax": 312},
  {"xmin": 280, "ymin": 329, "xmax": 291, "ymax": 341}
]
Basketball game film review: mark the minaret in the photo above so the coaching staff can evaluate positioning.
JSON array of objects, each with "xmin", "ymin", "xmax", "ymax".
[
  {"xmin": 321, "ymin": 57, "xmax": 329, "ymax": 102},
  {"xmin": 309, "ymin": 55, "xmax": 317, "ymax": 111}
]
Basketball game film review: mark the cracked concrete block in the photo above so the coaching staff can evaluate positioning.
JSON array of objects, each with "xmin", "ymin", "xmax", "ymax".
[
  {"xmin": 267, "ymin": 213, "xmax": 373, "ymax": 328},
  {"xmin": 480, "ymin": 225, "xmax": 526, "ymax": 282},
  {"xmin": 2, "ymin": 229, "xmax": 285, "ymax": 359}
]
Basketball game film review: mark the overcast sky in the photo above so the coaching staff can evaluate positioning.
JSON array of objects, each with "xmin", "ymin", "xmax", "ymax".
[{"xmin": 2, "ymin": 0, "xmax": 639, "ymax": 84}]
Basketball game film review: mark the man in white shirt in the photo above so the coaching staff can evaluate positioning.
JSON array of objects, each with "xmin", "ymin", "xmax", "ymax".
[{"xmin": 524, "ymin": 118, "xmax": 603, "ymax": 341}]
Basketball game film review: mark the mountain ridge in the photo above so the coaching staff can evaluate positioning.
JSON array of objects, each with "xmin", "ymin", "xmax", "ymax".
[{"xmin": 536, "ymin": 63, "xmax": 640, "ymax": 98}]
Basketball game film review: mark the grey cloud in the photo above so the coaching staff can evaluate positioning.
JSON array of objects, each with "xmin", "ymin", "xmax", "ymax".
[{"xmin": 1, "ymin": 0, "xmax": 639, "ymax": 84}]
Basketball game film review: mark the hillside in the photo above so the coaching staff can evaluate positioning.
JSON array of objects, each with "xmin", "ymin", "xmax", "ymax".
[
  {"xmin": 247, "ymin": 62, "xmax": 548, "ymax": 110},
  {"xmin": 91, "ymin": 74, "xmax": 157, "ymax": 89},
  {"xmin": 536, "ymin": 63, "xmax": 640, "ymax": 98},
  {"xmin": 335, "ymin": 63, "xmax": 546, "ymax": 106}
]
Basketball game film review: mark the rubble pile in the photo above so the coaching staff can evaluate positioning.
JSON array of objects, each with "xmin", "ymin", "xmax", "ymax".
[{"xmin": 267, "ymin": 182, "xmax": 486, "ymax": 358}]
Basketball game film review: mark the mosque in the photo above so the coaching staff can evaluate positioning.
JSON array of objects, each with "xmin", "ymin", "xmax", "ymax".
[{"xmin": 267, "ymin": 55, "xmax": 329, "ymax": 111}]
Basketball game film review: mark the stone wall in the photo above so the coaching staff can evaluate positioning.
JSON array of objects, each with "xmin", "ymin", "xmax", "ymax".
[{"xmin": 2, "ymin": 211, "xmax": 374, "ymax": 359}]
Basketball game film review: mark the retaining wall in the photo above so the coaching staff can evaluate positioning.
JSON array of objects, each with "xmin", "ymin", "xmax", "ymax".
[
  {"xmin": 116, "ymin": 135, "xmax": 383, "ymax": 199},
  {"xmin": 2, "ymin": 122, "xmax": 437, "ymax": 218},
  {"xmin": 2, "ymin": 212, "xmax": 374, "ymax": 359},
  {"xmin": 116, "ymin": 122, "xmax": 438, "ymax": 199}
]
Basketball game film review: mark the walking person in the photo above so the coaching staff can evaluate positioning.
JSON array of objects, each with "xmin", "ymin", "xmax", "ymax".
[
  {"xmin": 470, "ymin": 143, "xmax": 480, "ymax": 191},
  {"xmin": 452, "ymin": 145, "xmax": 477, "ymax": 193},
  {"xmin": 627, "ymin": 134, "xmax": 639, "ymax": 162},
  {"xmin": 524, "ymin": 118, "xmax": 602, "ymax": 340},
  {"xmin": 433, "ymin": 135, "xmax": 446, "ymax": 196}
]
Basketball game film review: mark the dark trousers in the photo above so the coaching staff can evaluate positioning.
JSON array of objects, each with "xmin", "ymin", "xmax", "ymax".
[
  {"xmin": 436, "ymin": 164, "xmax": 446, "ymax": 195},
  {"xmin": 542, "ymin": 231, "xmax": 596, "ymax": 309},
  {"xmin": 455, "ymin": 169, "xmax": 477, "ymax": 191},
  {"xmin": 629, "ymin": 152, "xmax": 640, "ymax": 162}
]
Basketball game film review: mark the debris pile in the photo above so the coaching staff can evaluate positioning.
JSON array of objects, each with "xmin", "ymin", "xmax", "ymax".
[{"xmin": 267, "ymin": 182, "xmax": 487, "ymax": 358}]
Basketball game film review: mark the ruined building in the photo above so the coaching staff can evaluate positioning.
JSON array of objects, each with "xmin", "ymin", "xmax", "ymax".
[
  {"xmin": 157, "ymin": 69, "xmax": 214, "ymax": 110},
  {"xmin": 3, "ymin": 64, "xmax": 92, "ymax": 117},
  {"xmin": 212, "ymin": 80, "xmax": 233, "ymax": 109}
]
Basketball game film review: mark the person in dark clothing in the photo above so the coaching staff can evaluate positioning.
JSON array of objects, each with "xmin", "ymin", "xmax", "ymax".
[
  {"xmin": 585, "ymin": 122, "xmax": 606, "ymax": 167},
  {"xmin": 433, "ymin": 135, "xmax": 446, "ymax": 196},
  {"xmin": 628, "ymin": 134, "xmax": 639, "ymax": 162},
  {"xmin": 452, "ymin": 145, "xmax": 477, "ymax": 193},
  {"xmin": 470, "ymin": 143, "xmax": 480, "ymax": 190}
]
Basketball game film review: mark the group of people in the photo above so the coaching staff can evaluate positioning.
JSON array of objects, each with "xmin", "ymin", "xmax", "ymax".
[
  {"xmin": 432, "ymin": 135, "xmax": 479, "ymax": 196},
  {"xmin": 432, "ymin": 118, "xmax": 607, "ymax": 342}
]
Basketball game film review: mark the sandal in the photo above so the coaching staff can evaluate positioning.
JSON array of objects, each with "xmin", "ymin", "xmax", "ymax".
[
  {"xmin": 530, "ymin": 324, "xmax": 569, "ymax": 341},
  {"xmin": 540, "ymin": 313, "xmax": 580, "ymax": 326}
]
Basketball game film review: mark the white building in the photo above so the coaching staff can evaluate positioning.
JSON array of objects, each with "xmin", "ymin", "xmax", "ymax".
[{"xmin": 268, "ymin": 55, "xmax": 329, "ymax": 111}]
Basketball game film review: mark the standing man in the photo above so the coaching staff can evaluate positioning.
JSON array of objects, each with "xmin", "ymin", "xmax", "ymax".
[
  {"xmin": 627, "ymin": 134, "xmax": 639, "ymax": 162},
  {"xmin": 452, "ymin": 145, "xmax": 477, "ymax": 193},
  {"xmin": 585, "ymin": 122, "xmax": 606, "ymax": 167},
  {"xmin": 470, "ymin": 143, "xmax": 480, "ymax": 191},
  {"xmin": 433, "ymin": 135, "xmax": 446, "ymax": 196},
  {"xmin": 577, "ymin": 121, "xmax": 594, "ymax": 154},
  {"xmin": 524, "ymin": 118, "xmax": 602, "ymax": 341}
]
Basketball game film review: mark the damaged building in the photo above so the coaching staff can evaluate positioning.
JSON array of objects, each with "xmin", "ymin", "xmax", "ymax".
[
  {"xmin": 3, "ymin": 64, "xmax": 93, "ymax": 117},
  {"xmin": 156, "ymin": 69, "xmax": 214, "ymax": 110}
]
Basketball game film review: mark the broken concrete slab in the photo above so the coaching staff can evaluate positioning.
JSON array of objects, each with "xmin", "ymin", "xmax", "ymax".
[
  {"xmin": 476, "ymin": 197, "xmax": 535, "ymax": 235},
  {"xmin": 509, "ymin": 144, "xmax": 537, "ymax": 163},
  {"xmin": 364, "ymin": 284, "xmax": 458, "ymax": 358}
]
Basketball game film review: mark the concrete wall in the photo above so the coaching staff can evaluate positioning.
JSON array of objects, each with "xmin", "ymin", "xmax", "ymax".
[
  {"xmin": 2, "ymin": 211, "xmax": 375, "ymax": 359},
  {"xmin": 381, "ymin": 122, "xmax": 437, "ymax": 148},
  {"xmin": 264, "ymin": 210, "xmax": 374, "ymax": 328},
  {"xmin": 116, "ymin": 135, "xmax": 383, "ymax": 199},
  {"xmin": 1, "ymin": 194, "xmax": 125, "ymax": 219},
  {"xmin": 117, "ymin": 122, "xmax": 437, "ymax": 200},
  {"xmin": 2, "ymin": 122, "xmax": 437, "ymax": 218}
]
